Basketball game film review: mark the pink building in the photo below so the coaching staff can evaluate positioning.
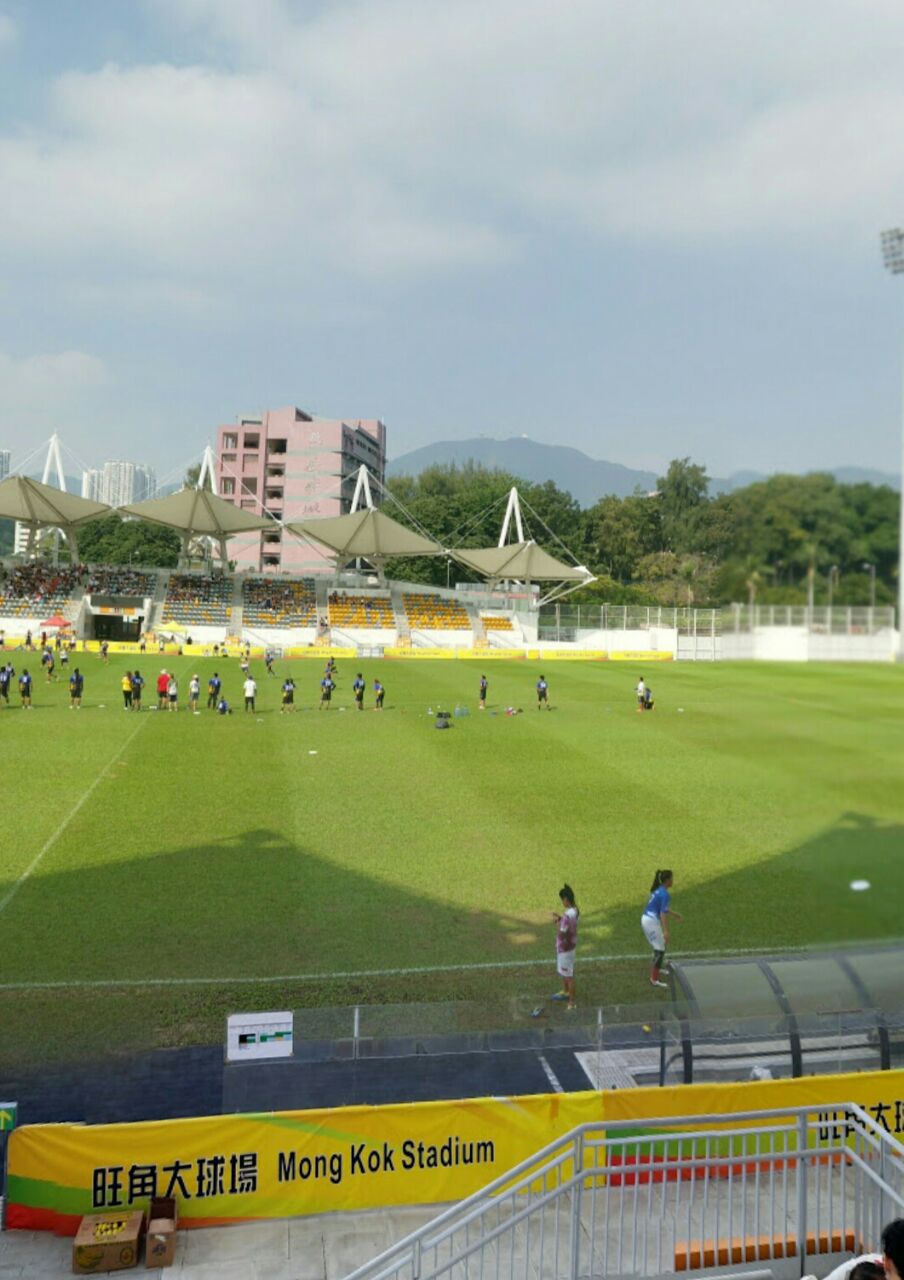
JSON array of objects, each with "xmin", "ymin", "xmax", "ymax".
[{"xmin": 216, "ymin": 407, "xmax": 386, "ymax": 573}]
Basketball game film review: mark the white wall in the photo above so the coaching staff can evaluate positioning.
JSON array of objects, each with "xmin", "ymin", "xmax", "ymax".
[{"xmin": 720, "ymin": 627, "xmax": 898, "ymax": 662}]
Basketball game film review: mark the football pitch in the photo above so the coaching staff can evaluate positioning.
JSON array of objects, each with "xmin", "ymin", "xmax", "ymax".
[{"xmin": 1, "ymin": 654, "xmax": 902, "ymax": 1066}]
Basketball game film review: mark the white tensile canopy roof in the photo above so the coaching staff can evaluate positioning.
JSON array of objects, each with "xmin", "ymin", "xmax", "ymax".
[
  {"xmin": 120, "ymin": 487, "xmax": 273, "ymax": 567},
  {"xmin": 0, "ymin": 474, "xmax": 111, "ymax": 561},
  {"xmin": 119, "ymin": 487, "xmax": 272, "ymax": 536},
  {"xmin": 286, "ymin": 508, "xmax": 444, "ymax": 563},
  {"xmin": 451, "ymin": 541, "xmax": 591, "ymax": 582},
  {"xmin": 0, "ymin": 475, "xmax": 111, "ymax": 527}
]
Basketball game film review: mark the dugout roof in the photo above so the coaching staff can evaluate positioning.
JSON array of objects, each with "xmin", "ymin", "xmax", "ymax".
[
  {"xmin": 286, "ymin": 508, "xmax": 444, "ymax": 562},
  {"xmin": 667, "ymin": 945, "xmax": 904, "ymax": 1083},
  {"xmin": 118, "ymin": 487, "xmax": 272, "ymax": 535},
  {"xmin": 0, "ymin": 475, "xmax": 111, "ymax": 527},
  {"xmin": 451, "ymin": 541, "xmax": 590, "ymax": 582}
]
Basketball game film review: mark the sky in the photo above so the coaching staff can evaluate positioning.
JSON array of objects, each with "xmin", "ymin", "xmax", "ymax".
[{"xmin": 1, "ymin": 0, "xmax": 904, "ymax": 486}]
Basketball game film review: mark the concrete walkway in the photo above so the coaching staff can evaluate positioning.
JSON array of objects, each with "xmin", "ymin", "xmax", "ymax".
[{"xmin": 0, "ymin": 1206, "xmax": 440, "ymax": 1279}]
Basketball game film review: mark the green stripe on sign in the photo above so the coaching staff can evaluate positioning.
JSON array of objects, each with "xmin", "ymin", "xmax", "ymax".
[{"xmin": 6, "ymin": 1174, "xmax": 94, "ymax": 1216}]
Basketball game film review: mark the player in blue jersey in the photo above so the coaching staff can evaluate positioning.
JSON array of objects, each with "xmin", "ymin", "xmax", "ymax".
[
  {"xmin": 319, "ymin": 673, "xmax": 335, "ymax": 709},
  {"xmin": 281, "ymin": 677, "xmax": 296, "ymax": 713},
  {"xmin": 69, "ymin": 667, "xmax": 84, "ymax": 709},
  {"xmin": 536, "ymin": 675, "xmax": 549, "ymax": 710},
  {"xmin": 352, "ymin": 673, "xmax": 365, "ymax": 710},
  {"xmin": 19, "ymin": 668, "xmax": 33, "ymax": 708},
  {"xmin": 479, "ymin": 674, "xmax": 488, "ymax": 709},
  {"xmin": 373, "ymin": 678, "xmax": 385, "ymax": 710},
  {"xmin": 642, "ymin": 869, "xmax": 683, "ymax": 989},
  {"xmin": 207, "ymin": 672, "xmax": 221, "ymax": 710}
]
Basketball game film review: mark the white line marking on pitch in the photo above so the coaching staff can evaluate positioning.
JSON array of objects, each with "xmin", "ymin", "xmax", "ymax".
[
  {"xmin": 537, "ymin": 1054, "xmax": 564, "ymax": 1093},
  {"xmin": 0, "ymin": 717, "xmax": 147, "ymax": 919},
  {"xmin": 0, "ymin": 941, "xmax": 869, "ymax": 992}
]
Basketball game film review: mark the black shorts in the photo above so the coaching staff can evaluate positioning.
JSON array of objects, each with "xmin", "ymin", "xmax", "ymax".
[
  {"xmin": 376, "ymin": 693, "xmax": 384, "ymax": 706},
  {"xmin": 538, "ymin": 690, "xmax": 547, "ymax": 701},
  {"xmin": 283, "ymin": 693, "xmax": 294, "ymax": 704},
  {"xmin": 321, "ymin": 691, "xmax": 331, "ymax": 701}
]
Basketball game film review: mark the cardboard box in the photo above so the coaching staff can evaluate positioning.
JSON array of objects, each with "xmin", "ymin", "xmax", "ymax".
[
  {"xmin": 144, "ymin": 1197, "xmax": 177, "ymax": 1269},
  {"xmin": 73, "ymin": 1211, "xmax": 143, "ymax": 1274}
]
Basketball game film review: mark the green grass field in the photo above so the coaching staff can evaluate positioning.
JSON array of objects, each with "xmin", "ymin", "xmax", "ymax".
[{"xmin": 1, "ymin": 653, "xmax": 902, "ymax": 1066}]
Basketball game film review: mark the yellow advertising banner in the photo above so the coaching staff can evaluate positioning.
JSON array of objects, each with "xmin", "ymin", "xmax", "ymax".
[
  {"xmin": 8, "ymin": 1070, "xmax": 903, "ymax": 1236},
  {"xmin": 456, "ymin": 649, "xmax": 526, "ymax": 660},
  {"xmin": 7, "ymin": 1093, "xmax": 605, "ymax": 1234},
  {"xmin": 608, "ymin": 651, "xmax": 674, "ymax": 662},
  {"xmin": 384, "ymin": 647, "xmax": 456, "ymax": 659},
  {"xmin": 538, "ymin": 650, "xmax": 608, "ymax": 661}
]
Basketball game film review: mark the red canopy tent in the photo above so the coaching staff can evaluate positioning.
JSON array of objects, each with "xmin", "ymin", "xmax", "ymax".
[{"xmin": 40, "ymin": 613, "xmax": 71, "ymax": 629}]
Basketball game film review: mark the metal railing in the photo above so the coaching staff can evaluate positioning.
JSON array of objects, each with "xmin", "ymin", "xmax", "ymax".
[
  {"xmin": 345, "ymin": 1103, "xmax": 904, "ymax": 1280},
  {"xmin": 537, "ymin": 605, "xmax": 720, "ymax": 638},
  {"xmin": 723, "ymin": 605, "xmax": 895, "ymax": 634}
]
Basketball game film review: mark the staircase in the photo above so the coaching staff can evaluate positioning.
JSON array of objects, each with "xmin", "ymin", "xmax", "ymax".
[
  {"xmin": 389, "ymin": 582, "xmax": 410, "ymax": 645},
  {"xmin": 146, "ymin": 570, "xmax": 171, "ymax": 632},
  {"xmin": 230, "ymin": 574, "xmax": 245, "ymax": 635},
  {"xmin": 466, "ymin": 603, "xmax": 486, "ymax": 646}
]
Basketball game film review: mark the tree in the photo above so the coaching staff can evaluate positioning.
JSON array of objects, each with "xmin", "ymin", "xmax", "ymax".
[
  {"xmin": 657, "ymin": 458, "xmax": 709, "ymax": 552},
  {"xmin": 78, "ymin": 516, "xmax": 181, "ymax": 567}
]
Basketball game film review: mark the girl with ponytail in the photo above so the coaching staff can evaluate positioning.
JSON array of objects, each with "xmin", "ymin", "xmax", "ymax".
[
  {"xmin": 551, "ymin": 883, "xmax": 579, "ymax": 1011},
  {"xmin": 642, "ymin": 870, "xmax": 682, "ymax": 989}
]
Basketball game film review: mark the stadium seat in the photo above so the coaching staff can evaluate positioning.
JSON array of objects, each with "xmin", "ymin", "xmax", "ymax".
[
  {"xmin": 327, "ymin": 594, "xmax": 395, "ymax": 628},
  {"xmin": 161, "ymin": 574, "xmax": 232, "ymax": 626},
  {"xmin": 403, "ymin": 593, "xmax": 470, "ymax": 629},
  {"xmin": 243, "ymin": 578, "xmax": 317, "ymax": 627}
]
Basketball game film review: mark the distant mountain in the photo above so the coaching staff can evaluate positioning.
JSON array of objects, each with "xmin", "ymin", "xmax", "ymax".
[
  {"xmin": 388, "ymin": 438, "xmax": 899, "ymax": 505},
  {"xmin": 388, "ymin": 438, "xmax": 658, "ymax": 504}
]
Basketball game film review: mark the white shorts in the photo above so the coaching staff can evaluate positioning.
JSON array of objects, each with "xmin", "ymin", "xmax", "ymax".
[
  {"xmin": 556, "ymin": 949, "xmax": 575, "ymax": 978},
  {"xmin": 641, "ymin": 914, "xmax": 665, "ymax": 953}
]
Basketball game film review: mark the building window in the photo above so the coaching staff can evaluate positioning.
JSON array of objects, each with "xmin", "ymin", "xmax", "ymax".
[
  {"xmin": 243, "ymin": 454, "xmax": 259, "ymax": 470},
  {"xmin": 241, "ymin": 499, "xmax": 256, "ymax": 509},
  {"xmin": 222, "ymin": 453, "xmax": 236, "ymax": 464},
  {"xmin": 267, "ymin": 438, "xmax": 287, "ymax": 455},
  {"xmin": 243, "ymin": 432, "xmax": 260, "ymax": 448},
  {"xmin": 221, "ymin": 479, "xmax": 235, "ymax": 496},
  {"xmin": 266, "ymin": 465, "xmax": 284, "ymax": 478},
  {"xmin": 263, "ymin": 531, "xmax": 281, "ymax": 545},
  {"xmin": 223, "ymin": 433, "xmax": 238, "ymax": 449},
  {"xmin": 263, "ymin": 554, "xmax": 280, "ymax": 566},
  {"xmin": 244, "ymin": 478, "xmax": 258, "ymax": 495},
  {"xmin": 265, "ymin": 487, "xmax": 282, "ymax": 501}
]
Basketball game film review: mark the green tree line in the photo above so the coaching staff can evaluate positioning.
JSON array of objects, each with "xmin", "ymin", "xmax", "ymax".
[{"xmin": 386, "ymin": 459, "xmax": 899, "ymax": 607}]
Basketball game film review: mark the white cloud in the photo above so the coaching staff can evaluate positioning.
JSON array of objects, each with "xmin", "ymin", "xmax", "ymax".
[
  {"xmin": 0, "ymin": 13, "xmax": 16, "ymax": 51},
  {"xmin": 1, "ymin": 0, "xmax": 904, "ymax": 297}
]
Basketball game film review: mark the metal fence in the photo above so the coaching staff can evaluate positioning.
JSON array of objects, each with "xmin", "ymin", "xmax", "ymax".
[
  {"xmin": 345, "ymin": 1103, "xmax": 904, "ymax": 1280},
  {"xmin": 537, "ymin": 605, "xmax": 720, "ymax": 639},
  {"xmin": 723, "ymin": 605, "xmax": 895, "ymax": 635}
]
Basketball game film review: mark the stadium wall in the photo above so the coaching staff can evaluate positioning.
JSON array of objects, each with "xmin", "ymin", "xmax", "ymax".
[
  {"xmin": 8, "ymin": 1067, "xmax": 903, "ymax": 1234},
  {"xmin": 720, "ymin": 627, "xmax": 898, "ymax": 662}
]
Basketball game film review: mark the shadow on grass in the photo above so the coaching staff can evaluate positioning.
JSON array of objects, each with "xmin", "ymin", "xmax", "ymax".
[{"xmin": 0, "ymin": 813, "xmax": 902, "ymax": 1076}]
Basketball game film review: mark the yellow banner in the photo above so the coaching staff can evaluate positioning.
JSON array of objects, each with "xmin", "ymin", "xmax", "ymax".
[
  {"xmin": 538, "ymin": 650, "xmax": 608, "ymax": 661},
  {"xmin": 8, "ymin": 1070, "xmax": 903, "ymax": 1235},
  {"xmin": 456, "ymin": 649, "xmax": 526, "ymax": 660},
  {"xmin": 608, "ymin": 650, "xmax": 674, "ymax": 661},
  {"xmin": 7, "ymin": 1093, "xmax": 604, "ymax": 1233},
  {"xmin": 384, "ymin": 647, "xmax": 456, "ymax": 659}
]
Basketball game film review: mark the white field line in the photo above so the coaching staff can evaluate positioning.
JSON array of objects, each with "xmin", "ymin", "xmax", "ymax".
[
  {"xmin": 537, "ymin": 1054, "xmax": 564, "ymax": 1093},
  {"xmin": 0, "ymin": 716, "xmax": 149, "ymax": 919},
  {"xmin": 0, "ymin": 655, "xmax": 196, "ymax": 921},
  {"xmin": 0, "ymin": 942, "xmax": 866, "ymax": 993}
]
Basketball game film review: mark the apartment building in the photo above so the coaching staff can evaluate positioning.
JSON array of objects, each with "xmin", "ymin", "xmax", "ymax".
[{"xmin": 216, "ymin": 406, "xmax": 386, "ymax": 572}]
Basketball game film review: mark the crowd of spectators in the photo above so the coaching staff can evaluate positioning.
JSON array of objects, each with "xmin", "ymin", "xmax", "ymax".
[
  {"xmin": 244, "ymin": 577, "xmax": 316, "ymax": 626},
  {"xmin": 162, "ymin": 573, "xmax": 232, "ymax": 624},
  {"xmin": 0, "ymin": 563, "xmax": 83, "ymax": 604},
  {"xmin": 86, "ymin": 568, "xmax": 157, "ymax": 596}
]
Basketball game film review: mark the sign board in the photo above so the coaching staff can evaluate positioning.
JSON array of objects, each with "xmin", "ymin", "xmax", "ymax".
[
  {"xmin": 226, "ymin": 1012, "xmax": 293, "ymax": 1062},
  {"xmin": 0, "ymin": 1102, "xmax": 17, "ymax": 1132}
]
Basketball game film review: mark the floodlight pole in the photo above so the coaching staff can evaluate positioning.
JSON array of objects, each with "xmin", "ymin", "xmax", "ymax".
[{"xmin": 880, "ymin": 228, "xmax": 904, "ymax": 660}]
